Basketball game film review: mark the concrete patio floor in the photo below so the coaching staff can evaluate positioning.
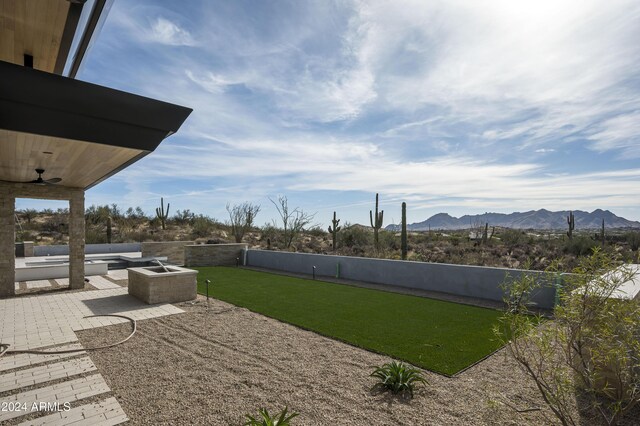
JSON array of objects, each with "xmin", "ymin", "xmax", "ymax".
[{"xmin": 0, "ymin": 270, "xmax": 184, "ymax": 425}]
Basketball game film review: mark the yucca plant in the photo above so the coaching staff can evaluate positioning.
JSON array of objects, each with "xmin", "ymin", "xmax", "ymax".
[
  {"xmin": 243, "ymin": 407, "xmax": 298, "ymax": 426},
  {"xmin": 371, "ymin": 360, "xmax": 428, "ymax": 398}
]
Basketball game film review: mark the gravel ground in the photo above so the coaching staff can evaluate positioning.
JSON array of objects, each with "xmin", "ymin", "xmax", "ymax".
[{"xmin": 76, "ymin": 296, "xmax": 632, "ymax": 425}]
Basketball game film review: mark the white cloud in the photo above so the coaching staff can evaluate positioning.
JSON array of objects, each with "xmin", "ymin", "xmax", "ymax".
[
  {"xmin": 588, "ymin": 111, "xmax": 640, "ymax": 157},
  {"xmin": 149, "ymin": 17, "xmax": 195, "ymax": 46}
]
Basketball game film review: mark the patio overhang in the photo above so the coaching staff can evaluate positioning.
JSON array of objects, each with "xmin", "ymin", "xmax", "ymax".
[{"xmin": 0, "ymin": 60, "xmax": 192, "ymax": 189}]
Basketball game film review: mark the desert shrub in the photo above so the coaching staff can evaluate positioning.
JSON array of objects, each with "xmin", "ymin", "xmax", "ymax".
[
  {"xmin": 85, "ymin": 227, "xmax": 107, "ymax": 244},
  {"xmin": 449, "ymin": 235, "xmax": 460, "ymax": 246},
  {"xmin": 377, "ymin": 230, "xmax": 398, "ymax": 251},
  {"xmin": 125, "ymin": 206, "xmax": 147, "ymax": 221},
  {"xmin": 190, "ymin": 215, "xmax": 216, "ymax": 238},
  {"xmin": 173, "ymin": 209, "xmax": 195, "ymax": 225},
  {"xmin": 563, "ymin": 235, "xmax": 599, "ymax": 256},
  {"xmin": 15, "ymin": 230, "xmax": 38, "ymax": 242},
  {"xmin": 260, "ymin": 223, "xmax": 280, "ymax": 246},
  {"xmin": 339, "ymin": 224, "xmax": 371, "ymax": 248},
  {"xmin": 497, "ymin": 249, "xmax": 640, "ymax": 425},
  {"xmin": 243, "ymin": 407, "xmax": 298, "ymax": 426},
  {"xmin": 306, "ymin": 225, "xmax": 326, "ymax": 237},
  {"xmin": 625, "ymin": 231, "xmax": 640, "ymax": 251},
  {"xmin": 501, "ymin": 229, "xmax": 526, "ymax": 247},
  {"xmin": 370, "ymin": 360, "xmax": 428, "ymax": 399}
]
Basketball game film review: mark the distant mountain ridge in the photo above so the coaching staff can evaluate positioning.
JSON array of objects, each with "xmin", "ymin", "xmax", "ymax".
[{"xmin": 386, "ymin": 209, "xmax": 640, "ymax": 231}]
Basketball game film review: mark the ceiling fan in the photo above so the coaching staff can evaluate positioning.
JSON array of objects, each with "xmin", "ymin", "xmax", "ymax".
[
  {"xmin": 29, "ymin": 169, "xmax": 62, "ymax": 185},
  {"xmin": 0, "ymin": 169, "xmax": 62, "ymax": 185}
]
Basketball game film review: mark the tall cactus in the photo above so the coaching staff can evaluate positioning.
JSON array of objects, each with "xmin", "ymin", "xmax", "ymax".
[
  {"xmin": 401, "ymin": 202, "xmax": 407, "ymax": 260},
  {"xmin": 601, "ymin": 218, "xmax": 605, "ymax": 247},
  {"xmin": 156, "ymin": 197, "xmax": 170, "ymax": 230},
  {"xmin": 370, "ymin": 193, "xmax": 384, "ymax": 250},
  {"xmin": 567, "ymin": 211, "xmax": 575, "ymax": 240},
  {"xmin": 328, "ymin": 211, "xmax": 341, "ymax": 251},
  {"xmin": 106, "ymin": 215, "xmax": 112, "ymax": 244}
]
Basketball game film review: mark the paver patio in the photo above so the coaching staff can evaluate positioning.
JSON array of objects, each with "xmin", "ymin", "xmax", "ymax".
[{"xmin": 0, "ymin": 272, "xmax": 185, "ymax": 425}]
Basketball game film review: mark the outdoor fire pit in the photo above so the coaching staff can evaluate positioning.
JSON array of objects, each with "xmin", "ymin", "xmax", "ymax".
[{"xmin": 128, "ymin": 265, "xmax": 198, "ymax": 304}]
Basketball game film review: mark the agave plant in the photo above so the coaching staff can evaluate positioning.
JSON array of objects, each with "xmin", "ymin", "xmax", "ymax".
[
  {"xmin": 371, "ymin": 360, "xmax": 428, "ymax": 398},
  {"xmin": 243, "ymin": 407, "xmax": 298, "ymax": 426}
]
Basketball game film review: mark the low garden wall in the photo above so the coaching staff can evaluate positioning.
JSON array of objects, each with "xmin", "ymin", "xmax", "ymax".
[
  {"xmin": 33, "ymin": 242, "xmax": 141, "ymax": 256},
  {"xmin": 141, "ymin": 241, "xmax": 194, "ymax": 265},
  {"xmin": 185, "ymin": 243, "xmax": 247, "ymax": 267},
  {"xmin": 244, "ymin": 250, "xmax": 558, "ymax": 309}
]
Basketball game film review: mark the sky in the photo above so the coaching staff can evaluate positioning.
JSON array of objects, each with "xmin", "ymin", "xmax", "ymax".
[{"xmin": 17, "ymin": 0, "xmax": 640, "ymax": 226}]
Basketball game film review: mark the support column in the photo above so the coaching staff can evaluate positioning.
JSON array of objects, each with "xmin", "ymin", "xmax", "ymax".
[
  {"xmin": 0, "ymin": 188, "xmax": 15, "ymax": 297},
  {"xmin": 69, "ymin": 190, "xmax": 85, "ymax": 289}
]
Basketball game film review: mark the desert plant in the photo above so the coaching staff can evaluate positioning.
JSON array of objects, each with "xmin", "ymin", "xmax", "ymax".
[
  {"xmin": 339, "ymin": 223, "xmax": 370, "ymax": 248},
  {"xmin": 269, "ymin": 195, "xmax": 315, "ymax": 249},
  {"xmin": 501, "ymin": 229, "xmax": 525, "ymax": 247},
  {"xmin": 497, "ymin": 249, "xmax": 640, "ymax": 425},
  {"xmin": 226, "ymin": 202, "xmax": 261, "ymax": 243},
  {"xmin": 191, "ymin": 215, "xmax": 216, "ymax": 238},
  {"xmin": 625, "ymin": 231, "xmax": 640, "ymax": 251},
  {"xmin": 106, "ymin": 215, "xmax": 112, "ymax": 244},
  {"xmin": 370, "ymin": 360, "xmax": 427, "ymax": 399},
  {"xmin": 401, "ymin": 202, "xmax": 407, "ymax": 260},
  {"xmin": 564, "ymin": 235, "xmax": 598, "ymax": 256},
  {"xmin": 243, "ymin": 407, "xmax": 298, "ymax": 426},
  {"xmin": 20, "ymin": 208, "xmax": 38, "ymax": 224},
  {"xmin": 155, "ymin": 197, "xmax": 170, "ymax": 230},
  {"xmin": 567, "ymin": 211, "xmax": 575, "ymax": 239},
  {"xmin": 173, "ymin": 209, "xmax": 196, "ymax": 225},
  {"xmin": 328, "ymin": 211, "xmax": 341, "ymax": 251},
  {"xmin": 369, "ymin": 193, "xmax": 384, "ymax": 250}
]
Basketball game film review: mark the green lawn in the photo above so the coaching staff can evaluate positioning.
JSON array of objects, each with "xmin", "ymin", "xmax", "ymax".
[{"xmin": 195, "ymin": 267, "xmax": 505, "ymax": 376}]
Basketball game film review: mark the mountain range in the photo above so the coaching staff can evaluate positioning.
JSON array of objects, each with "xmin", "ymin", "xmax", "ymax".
[{"xmin": 385, "ymin": 209, "xmax": 640, "ymax": 231}]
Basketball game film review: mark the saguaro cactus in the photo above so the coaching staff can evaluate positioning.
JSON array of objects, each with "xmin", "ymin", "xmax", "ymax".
[
  {"xmin": 106, "ymin": 215, "xmax": 112, "ymax": 244},
  {"xmin": 370, "ymin": 193, "xmax": 384, "ymax": 250},
  {"xmin": 328, "ymin": 211, "xmax": 341, "ymax": 251},
  {"xmin": 601, "ymin": 218, "xmax": 605, "ymax": 247},
  {"xmin": 156, "ymin": 197, "xmax": 170, "ymax": 230},
  {"xmin": 401, "ymin": 202, "xmax": 407, "ymax": 260},
  {"xmin": 567, "ymin": 211, "xmax": 575, "ymax": 240}
]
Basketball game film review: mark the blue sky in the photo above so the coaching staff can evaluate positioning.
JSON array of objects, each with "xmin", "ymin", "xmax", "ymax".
[{"xmin": 18, "ymin": 0, "xmax": 640, "ymax": 226}]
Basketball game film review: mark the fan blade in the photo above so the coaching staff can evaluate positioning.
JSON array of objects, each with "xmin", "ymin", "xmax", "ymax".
[{"xmin": 45, "ymin": 178, "xmax": 62, "ymax": 184}]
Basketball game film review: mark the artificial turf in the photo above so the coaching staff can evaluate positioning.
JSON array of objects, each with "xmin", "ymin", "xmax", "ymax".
[{"xmin": 195, "ymin": 267, "xmax": 505, "ymax": 376}]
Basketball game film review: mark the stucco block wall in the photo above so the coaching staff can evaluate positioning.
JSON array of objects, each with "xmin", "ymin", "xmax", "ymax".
[
  {"xmin": 245, "ymin": 249, "xmax": 558, "ymax": 309},
  {"xmin": 0, "ymin": 187, "xmax": 15, "ymax": 297},
  {"xmin": 184, "ymin": 243, "xmax": 248, "ymax": 267},
  {"xmin": 0, "ymin": 182, "xmax": 85, "ymax": 297},
  {"xmin": 141, "ymin": 241, "xmax": 194, "ymax": 265}
]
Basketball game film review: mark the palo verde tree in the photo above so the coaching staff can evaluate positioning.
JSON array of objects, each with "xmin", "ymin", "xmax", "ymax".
[
  {"xmin": 497, "ymin": 249, "xmax": 640, "ymax": 426},
  {"xmin": 226, "ymin": 202, "xmax": 261, "ymax": 243},
  {"xmin": 269, "ymin": 195, "xmax": 315, "ymax": 249}
]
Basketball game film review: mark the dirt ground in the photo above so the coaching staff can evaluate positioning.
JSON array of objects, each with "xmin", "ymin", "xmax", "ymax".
[{"xmin": 76, "ymin": 296, "xmax": 633, "ymax": 426}]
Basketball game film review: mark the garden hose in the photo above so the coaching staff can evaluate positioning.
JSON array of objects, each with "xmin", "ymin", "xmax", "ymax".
[{"xmin": 0, "ymin": 314, "xmax": 136, "ymax": 358}]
